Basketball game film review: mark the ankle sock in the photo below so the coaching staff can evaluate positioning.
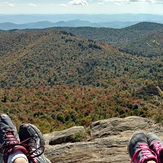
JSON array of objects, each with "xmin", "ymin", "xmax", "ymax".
[{"xmin": 7, "ymin": 150, "xmax": 28, "ymax": 163}]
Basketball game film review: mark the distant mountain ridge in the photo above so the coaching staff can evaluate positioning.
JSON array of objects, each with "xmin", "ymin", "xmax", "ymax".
[
  {"xmin": 0, "ymin": 13, "xmax": 162, "ymax": 30},
  {"xmin": 0, "ymin": 14, "xmax": 162, "ymax": 24},
  {"xmin": 0, "ymin": 20, "xmax": 139, "ymax": 30},
  {"xmin": 125, "ymin": 21, "xmax": 163, "ymax": 30}
]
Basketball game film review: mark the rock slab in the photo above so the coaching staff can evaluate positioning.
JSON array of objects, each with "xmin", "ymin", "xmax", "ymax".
[{"xmin": 43, "ymin": 116, "xmax": 163, "ymax": 163}]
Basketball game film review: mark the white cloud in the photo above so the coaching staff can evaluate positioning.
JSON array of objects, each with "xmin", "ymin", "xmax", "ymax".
[
  {"xmin": 28, "ymin": 3, "xmax": 36, "ymax": 7},
  {"xmin": 103, "ymin": 0, "xmax": 130, "ymax": 6},
  {"xmin": 59, "ymin": 3, "xmax": 67, "ymax": 7},
  {"xmin": 129, "ymin": 0, "xmax": 151, "ymax": 2},
  {"xmin": 146, "ymin": 0, "xmax": 163, "ymax": 3},
  {"xmin": 68, "ymin": 0, "xmax": 88, "ymax": 6},
  {"xmin": 8, "ymin": 3, "xmax": 15, "ymax": 6},
  {"xmin": 102, "ymin": 0, "xmax": 163, "ymax": 4},
  {"xmin": 97, "ymin": 2, "xmax": 104, "ymax": 5},
  {"xmin": 103, "ymin": 0, "xmax": 129, "ymax": 3},
  {"xmin": 0, "ymin": 2, "xmax": 15, "ymax": 6},
  {"xmin": 128, "ymin": 0, "xmax": 163, "ymax": 4}
]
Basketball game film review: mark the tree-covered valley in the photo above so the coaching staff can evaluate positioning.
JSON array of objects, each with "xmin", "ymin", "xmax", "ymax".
[{"xmin": 0, "ymin": 22, "xmax": 162, "ymax": 133}]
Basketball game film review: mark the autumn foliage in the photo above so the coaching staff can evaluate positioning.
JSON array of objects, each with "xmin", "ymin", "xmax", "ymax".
[{"xmin": 0, "ymin": 23, "xmax": 163, "ymax": 133}]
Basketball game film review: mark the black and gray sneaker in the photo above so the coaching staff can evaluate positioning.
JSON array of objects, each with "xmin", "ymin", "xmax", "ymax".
[
  {"xmin": 0, "ymin": 114, "xmax": 28, "ymax": 163},
  {"xmin": 128, "ymin": 132, "xmax": 158, "ymax": 163},
  {"xmin": 19, "ymin": 123, "xmax": 51, "ymax": 163}
]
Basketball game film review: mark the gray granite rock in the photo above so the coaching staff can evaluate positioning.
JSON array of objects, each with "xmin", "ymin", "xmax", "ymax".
[{"xmin": 43, "ymin": 116, "xmax": 163, "ymax": 163}]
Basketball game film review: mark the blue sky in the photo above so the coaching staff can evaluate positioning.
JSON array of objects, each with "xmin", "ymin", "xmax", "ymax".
[{"xmin": 0, "ymin": 0, "xmax": 163, "ymax": 15}]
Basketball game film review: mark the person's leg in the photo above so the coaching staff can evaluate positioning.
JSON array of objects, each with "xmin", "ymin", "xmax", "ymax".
[
  {"xmin": 147, "ymin": 133, "xmax": 163, "ymax": 163},
  {"xmin": 19, "ymin": 123, "xmax": 51, "ymax": 163},
  {"xmin": 128, "ymin": 132, "xmax": 158, "ymax": 163},
  {"xmin": 13, "ymin": 157, "xmax": 28, "ymax": 163},
  {"xmin": 0, "ymin": 114, "xmax": 30, "ymax": 163}
]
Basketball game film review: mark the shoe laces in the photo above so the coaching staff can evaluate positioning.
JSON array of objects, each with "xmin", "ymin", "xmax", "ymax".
[
  {"xmin": 21, "ymin": 137, "xmax": 45, "ymax": 158},
  {"xmin": 0, "ymin": 130, "xmax": 20, "ymax": 152},
  {"xmin": 151, "ymin": 141, "xmax": 163, "ymax": 163},
  {"xmin": 152, "ymin": 141, "xmax": 163, "ymax": 153},
  {"xmin": 130, "ymin": 143, "xmax": 157, "ymax": 163}
]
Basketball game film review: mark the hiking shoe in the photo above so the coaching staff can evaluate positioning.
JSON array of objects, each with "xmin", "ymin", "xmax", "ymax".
[
  {"xmin": 19, "ymin": 123, "xmax": 50, "ymax": 163},
  {"xmin": 147, "ymin": 133, "xmax": 163, "ymax": 163},
  {"xmin": 128, "ymin": 132, "xmax": 158, "ymax": 163},
  {"xmin": 0, "ymin": 114, "xmax": 28, "ymax": 163}
]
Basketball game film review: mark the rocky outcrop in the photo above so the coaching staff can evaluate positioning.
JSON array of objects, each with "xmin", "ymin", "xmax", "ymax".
[
  {"xmin": 43, "ymin": 116, "xmax": 163, "ymax": 163},
  {"xmin": 49, "ymin": 126, "xmax": 85, "ymax": 145}
]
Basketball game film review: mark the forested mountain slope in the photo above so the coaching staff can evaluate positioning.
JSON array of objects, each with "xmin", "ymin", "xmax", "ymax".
[
  {"xmin": 0, "ymin": 26, "xmax": 162, "ymax": 133},
  {"xmin": 0, "ymin": 29, "xmax": 130, "ymax": 88},
  {"xmin": 119, "ymin": 30, "xmax": 163, "ymax": 57},
  {"xmin": 1, "ymin": 27, "xmax": 162, "ymax": 88},
  {"xmin": 56, "ymin": 22, "xmax": 163, "ymax": 57}
]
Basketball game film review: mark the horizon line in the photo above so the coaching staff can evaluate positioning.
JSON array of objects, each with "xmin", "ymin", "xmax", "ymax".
[{"xmin": 0, "ymin": 13, "xmax": 163, "ymax": 15}]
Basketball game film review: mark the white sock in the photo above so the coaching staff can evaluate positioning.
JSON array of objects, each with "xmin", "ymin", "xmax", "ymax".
[{"xmin": 7, "ymin": 150, "xmax": 29, "ymax": 163}]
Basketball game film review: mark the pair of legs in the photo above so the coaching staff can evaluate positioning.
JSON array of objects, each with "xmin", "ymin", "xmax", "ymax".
[
  {"xmin": 128, "ymin": 131, "xmax": 163, "ymax": 163},
  {"xmin": 0, "ymin": 114, "xmax": 51, "ymax": 163}
]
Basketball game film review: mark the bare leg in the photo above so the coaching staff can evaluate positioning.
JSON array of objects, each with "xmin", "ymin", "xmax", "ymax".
[{"xmin": 13, "ymin": 157, "xmax": 28, "ymax": 163}]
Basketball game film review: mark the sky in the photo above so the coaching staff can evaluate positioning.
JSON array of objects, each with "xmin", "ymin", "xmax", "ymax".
[{"xmin": 0, "ymin": 0, "xmax": 163, "ymax": 15}]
